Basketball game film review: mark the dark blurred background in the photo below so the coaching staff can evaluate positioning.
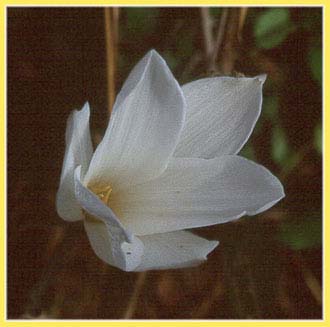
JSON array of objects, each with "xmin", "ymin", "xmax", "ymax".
[{"xmin": 7, "ymin": 7, "xmax": 322, "ymax": 319}]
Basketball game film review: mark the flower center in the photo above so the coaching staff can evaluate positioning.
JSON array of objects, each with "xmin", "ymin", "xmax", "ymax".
[{"xmin": 90, "ymin": 185, "xmax": 113, "ymax": 205}]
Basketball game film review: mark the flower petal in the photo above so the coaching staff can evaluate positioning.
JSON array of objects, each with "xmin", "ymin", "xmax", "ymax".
[
  {"xmin": 84, "ymin": 50, "xmax": 185, "ymax": 190},
  {"xmin": 74, "ymin": 166, "xmax": 144, "ymax": 272},
  {"xmin": 174, "ymin": 76, "xmax": 266, "ymax": 158},
  {"xmin": 56, "ymin": 102, "xmax": 93, "ymax": 221},
  {"xmin": 135, "ymin": 231, "xmax": 219, "ymax": 271},
  {"xmin": 110, "ymin": 155, "xmax": 284, "ymax": 235}
]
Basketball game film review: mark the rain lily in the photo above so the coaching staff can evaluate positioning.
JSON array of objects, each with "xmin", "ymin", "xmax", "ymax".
[{"xmin": 56, "ymin": 50, "xmax": 284, "ymax": 271}]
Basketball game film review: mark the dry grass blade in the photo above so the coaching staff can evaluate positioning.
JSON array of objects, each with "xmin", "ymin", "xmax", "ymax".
[
  {"xmin": 104, "ymin": 7, "xmax": 120, "ymax": 114},
  {"xmin": 200, "ymin": 8, "xmax": 214, "ymax": 64},
  {"xmin": 209, "ymin": 8, "xmax": 229, "ymax": 73},
  {"xmin": 237, "ymin": 7, "xmax": 248, "ymax": 41},
  {"xmin": 123, "ymin": 271, "xmax": 148, "ymax": 319}
]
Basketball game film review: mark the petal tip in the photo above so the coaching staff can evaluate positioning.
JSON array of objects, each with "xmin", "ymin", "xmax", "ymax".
[
  {"xmin": 82, "ymin": 101, "xmax": 90, "ymax": 113},
  {"xmin": 205, "ymin": 240, "xmax": 220, "ymax": 258},
  {"xmin": 199, "ymin": 240, "xmax": 220, "ymax": 261},
  {"xmin": 73, "ymin": 101, "xmax": 90, "ymax": 119},
  {"xmin": 149, "ymin": 48, "xmax": 158, "ymax": 56},
  {"xmin": 247, "ymin": 186, "xmax": 285, "ymax": 216},
  {"xmin": 278, "ymin": 187, "xmax": 286, "ymax": 203},
  {"xmin": 273, "ymin": 175, "xmax": 286, "ymax": 201},
  {"xmin": 148, "ymin": 49, "xmax": 167, "ymax": 67},
  {"xmin": 256, "ymin": 74, "xmax": 267, "ymax": 85},
  {"xmin": 145, "ymin": 49, "xmax": 162, "ymax": 65}
]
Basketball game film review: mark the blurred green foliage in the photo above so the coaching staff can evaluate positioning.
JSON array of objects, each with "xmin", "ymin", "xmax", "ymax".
[
  {"xmin": 209, "ymin": 7, "xmax": 222, "ymax": 18},
  {"xmin": 279, "ymin": 217, "xmax": 322, "ymax": 250},
  {"xmin": 254, "ymin": 8, "xmax": 295, "ymax": 49},
  {"xmin": 271, "ymin": 125, "xmax": 291, "ymax": 165},
  {"xmin": 309, "ymin": 46, "xmax": 322, "ymax": 85},
  {"xmin": 263, "ymin": 95, "xmax": 279, "ymax": 120},
  {"xmin": 125, "ymin": 8, "xmax": 158, "ymax": 35},
  {"xmin": 240, "ymin": 144, "xmax": 256, "ymax": 161},
  {"xmin": 314, "ymin": 122, "xmax": 322, "ymax": 154}
]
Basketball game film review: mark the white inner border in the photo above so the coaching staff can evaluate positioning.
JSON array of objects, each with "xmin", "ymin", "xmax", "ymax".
[{"xmin": 4, "ymin": 3, "xmax": 325, "ymax": 322}]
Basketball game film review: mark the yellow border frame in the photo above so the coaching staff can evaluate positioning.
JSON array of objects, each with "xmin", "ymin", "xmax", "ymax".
[{"xmin": 1, "ymin": 1, "xmax": 327, "ymax": 326}]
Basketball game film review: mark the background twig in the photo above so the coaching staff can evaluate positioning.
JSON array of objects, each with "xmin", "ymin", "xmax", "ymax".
[
  {"xmin": 104, "ymin": 7, "xmax": 120, "ymax": 114},
  {"xmin": 123, "ymin": 272, "xmax": 147, "ymax": 319},
  {"xmin": 200, "ymin": 8, "xmax": 214, "ymax": 65},
  {"xmin": 220, "ymin": 8, "xmax": 240, "ymax": 74},
  {"xmin": 209, "ymin": 8, "xmax": 229, "ymax": 73}
]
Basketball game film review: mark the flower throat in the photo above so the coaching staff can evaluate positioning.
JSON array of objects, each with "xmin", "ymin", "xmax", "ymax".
[{"xmin": 90, "ymin": 185, "xmax": 113, "ymax": 205}]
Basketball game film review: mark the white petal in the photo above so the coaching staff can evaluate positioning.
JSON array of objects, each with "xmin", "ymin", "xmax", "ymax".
[
  {"xmin": 74, "ymin": 166, "xmax": 144, "ymax": 272},
  {"xmin": 135, "ymin": 231, "xmax": 219, "ymax": 271},
  {"xmin": 84, "ymin": 50, "xmax": 185, "ymax": 190},
  {"xmin": 110, "ymin": 155, "xmax": 284, "ymax": 235},
  {"xmin": 174, "ymin": 76, "xmax": 266, "ymax": 158},
  {"xmin": 56, "ymin": 103, "xmax": 93, "ymax": 221}
]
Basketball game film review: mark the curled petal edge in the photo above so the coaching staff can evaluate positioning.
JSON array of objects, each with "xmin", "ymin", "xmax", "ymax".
[{"xmin": 74, "ymin": 166, "xmax": 144, "ymax": 272}]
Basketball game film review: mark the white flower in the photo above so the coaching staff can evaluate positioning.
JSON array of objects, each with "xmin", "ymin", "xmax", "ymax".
[{"xmin": 56, "ymin": 50, "xmax": 285, "ymax": 272}]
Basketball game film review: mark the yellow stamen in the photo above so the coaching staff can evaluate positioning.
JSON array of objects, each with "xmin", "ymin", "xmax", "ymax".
[{"xmin": 89, "ymin": 185, "xmax": 113, "ymax": 205}]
